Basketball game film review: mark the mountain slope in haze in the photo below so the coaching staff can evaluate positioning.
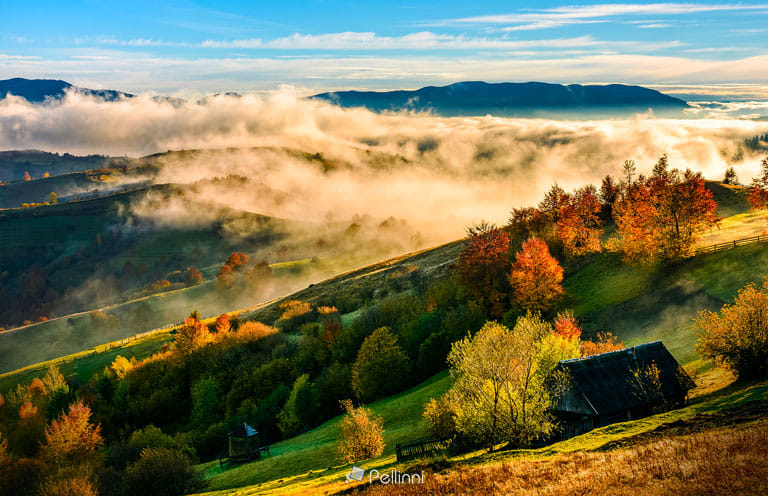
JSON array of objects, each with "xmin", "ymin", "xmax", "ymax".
[
  {"xmin": 0, "ymin": 78, "xmax": 133, "ymax": 103},
  {"xmin": 0, "ymin": 78, "xmax": 184, "ymax": 105},
  {"xmin": 312, "ymin": 81, "xmax": 689, "ymax": 116}
]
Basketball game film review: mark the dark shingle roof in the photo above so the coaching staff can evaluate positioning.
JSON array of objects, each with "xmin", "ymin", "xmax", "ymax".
[{"xmin": 554, "ymin": 341, "xmax": 695, "ymax": 415}]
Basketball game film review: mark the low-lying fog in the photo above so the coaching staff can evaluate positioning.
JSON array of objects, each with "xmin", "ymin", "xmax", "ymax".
[{"xmin": 2, "ymin": 90, "xmax": 768, "ymax": 243}]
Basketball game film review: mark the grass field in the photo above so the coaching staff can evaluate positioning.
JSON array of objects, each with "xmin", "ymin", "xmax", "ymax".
[
  {"xmin": 196, "ymin": 372, "xmax": 451, "ymax": 494},
  {"xmin": 191, "ymin": 367, "xmax": 767, "ymax": 496}
]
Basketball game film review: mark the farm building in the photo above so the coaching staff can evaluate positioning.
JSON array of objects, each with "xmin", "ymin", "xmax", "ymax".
[{"xmin": 552, "ymin": 341, "xmax": 695, "ymax": 439}]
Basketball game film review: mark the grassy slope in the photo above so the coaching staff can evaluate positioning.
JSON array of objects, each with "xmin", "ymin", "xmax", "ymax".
[
  {"xmin": 193, "ymin": 371, "xmax": 768, "ymax": 496},
  {"xmin": 198, "ymin": 372, "xmax": 451, "ymax": 494}
]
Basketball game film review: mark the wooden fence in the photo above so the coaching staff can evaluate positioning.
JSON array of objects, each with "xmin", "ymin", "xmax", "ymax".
[
  {"xmin": 696, "ymin": 233, "xmax": 768, "ymax": 254},
  {"xmin": 395, "ymin": 437, "xmax": 448, "ymax": 462}
]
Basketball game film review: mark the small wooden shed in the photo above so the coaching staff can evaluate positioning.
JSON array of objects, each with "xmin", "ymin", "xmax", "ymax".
[
  {"xmin": 228, "ymin": 422, "xmax": 260, "ymax": 462},
  {"xmin": 552, "ymin": 341, "xmax": 694, "ymax": 440}
]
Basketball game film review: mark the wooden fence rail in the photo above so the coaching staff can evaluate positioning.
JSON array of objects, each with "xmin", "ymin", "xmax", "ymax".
[
  {"xmin": 395, "ymin": 437, "xmax": 448, "ymax": 462},
  {"xmin": 696, "ymin": 234, "xmax": 768, "ymax": 254}
]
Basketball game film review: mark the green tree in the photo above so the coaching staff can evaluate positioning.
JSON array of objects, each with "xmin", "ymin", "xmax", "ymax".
[
  {"xmin": 125, "ymin": 448, "xmax": 205, "ymax": 496},
  {"xmin": 277, "ymin": 374, "xmax": 317, "ymax": 438},
  {"xmin": 191, "ymin": 377, "xmax": 221, "ymax": 427},
  {"xmin": 352, "ymin": 327, "xmax": 410, "ymax": 403}
]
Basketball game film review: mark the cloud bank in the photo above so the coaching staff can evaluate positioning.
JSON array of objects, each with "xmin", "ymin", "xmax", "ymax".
[{"xmin": 2, "ymin": 91, "xmax": 768, "ymax": 241}]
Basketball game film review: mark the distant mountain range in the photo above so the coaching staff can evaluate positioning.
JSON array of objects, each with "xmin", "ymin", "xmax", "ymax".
[
  {"xmin": 0, "ymin": 78, "xmax": 182, "ymax": 105},
  {"xmin": 0, "ymin": 78, "xmax": 133, "ymax": 103},
  {"xmin": 311, "ymin": 81, "xmax": 689, "ymax": 116},
  {"xmin": 1, "ymin": 78, "xmax": 688, "ymax": 116}
]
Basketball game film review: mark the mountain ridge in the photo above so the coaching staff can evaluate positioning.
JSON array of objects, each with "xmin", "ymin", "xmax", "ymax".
[{"xmin": 311, "ymin": 80, "xmax": 689, "ymax": 116}]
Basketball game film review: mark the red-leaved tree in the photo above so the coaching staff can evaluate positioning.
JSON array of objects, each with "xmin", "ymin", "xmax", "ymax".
[{"xmin": 457, "ymin": 223, "xmax": 511, "ymax": 317}]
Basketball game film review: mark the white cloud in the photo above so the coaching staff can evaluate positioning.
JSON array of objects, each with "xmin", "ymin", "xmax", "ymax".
[
  {"xmin": 637, "ymin": 23, "xmax": 673, "ymax": 28},
  {"xmin": 445, "ymin": 3, "xmax": 768, "ymax": 30}
]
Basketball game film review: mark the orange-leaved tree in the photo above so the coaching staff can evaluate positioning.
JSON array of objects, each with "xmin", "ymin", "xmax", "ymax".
[
  {"xmin": 457, "ymin": 222, "xmax": 511, "ymax": 317},
  {"xmin": 557, "ymin": 185, "xmax": 603, "ymax": 256},
  {"xmin": 748, "ymin": 157, "xmax": 768, "ymax": 212},
  {"xmin": 509, "ymin": 238, "xmax": 564, "ymax": 312},
  {"xmin": 580, "ymin": 332, "xmax": 624, "ymax": 357},
  {"xmin": 174, "ymin": 317, "xmax": 213, "ymax": 355},
  {"xmin": 553, "ymin": 310, "xmax": 582, "ymax": 340},
  {"xmin": 41, "ymin": 400, "xmax": 103, "ymax": 466}
]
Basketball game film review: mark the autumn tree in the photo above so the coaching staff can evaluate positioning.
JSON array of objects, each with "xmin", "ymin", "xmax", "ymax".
[
  {"xmin": 747, "ymin": 157, "xmax": 768, "ymax": 210},
  {"xmin": 696, "ymin": 278, "xmax": 768, "ymax": 380},
  {"xmin": 553, "ymin": 310, "xmax": 581, "ymax": 340},
  {"xmin": 173, "ymin": 317, "xmax": 213, "ymax": 355},
  {"xmin": 185, "ymin": 267, "xmax": 203, "ymax": 286},
  {"xmin": 557, "ymin": 185, "xmax": 603, "ymax": 256},
  {"xmin": 613, "ymin": 155, "xmax": 719, "ymax": 263},
  {"xmin": 509, "ymin": 238, "xmax": 564, "ymax": 312},
  {"xmin": 456, "ymin": 222, "xmax": 511, "ymax": 317},
  {"xmin": 445, "ymin": 316, "xmax": 576, "ymax": 447},
  {"xmin": 337, "ymin": 399, "xmax": 385, "ymax": 463},
  {"xmin": 507, "ymin": 207, "xmax": 546, "ymax": 241},
  {"xmin": 24, "ymin": 171, "xmax": 31, "ymax": 181},
  {"xmin": 216, "ymin": 251, "xmax": 250, "ymax": 291},
  {"xmin": 352, "ymin": 327, "xmax": 409, "ymax": 402},
  {"xmin": 538, "ymin": 183, "xmax": 570, "ymax": 223},
  {"xmin": 212, "ymin": 313, "xmax": 231, "ymax": 334},
  {"xmin": 580, "ymin": 332, "xmax": 624, "ymax": 357},
  {"xmin": 41, "ymin": 401, "xmax": 103, "ymax": 466}
]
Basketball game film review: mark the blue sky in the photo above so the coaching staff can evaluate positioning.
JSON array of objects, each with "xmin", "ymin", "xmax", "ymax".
[{"xmin": 1, "ymin": 1, "xmax": 767, "ymax": 95}]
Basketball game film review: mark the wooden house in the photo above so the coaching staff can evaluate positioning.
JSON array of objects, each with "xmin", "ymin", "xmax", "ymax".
[{"xmin": 552, "ymin": 341, "xmax": 695, "ymax": 440}]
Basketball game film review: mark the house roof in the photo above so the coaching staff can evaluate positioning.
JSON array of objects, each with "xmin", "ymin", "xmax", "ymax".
[
  {"xmin": 553, "ymin": 341, "xmax": 695, "ymax": 416},
  {"xmin": 229, "ymin": 422, "xmax": 259, "ymax": 438}
]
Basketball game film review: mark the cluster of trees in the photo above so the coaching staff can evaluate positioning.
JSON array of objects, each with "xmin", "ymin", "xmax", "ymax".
[
  {"xmin": 612, "ymin": 156, "xmax": 719, "ymax": 263},
  {"xmin": 457, "ymin": 224, "xmax": 564, "ymax": 318},
  {"xmin": 0, "ymin": 362, "xmax": 207, "ymax": 496},
  {"xmin": 216, "ymin": 251, "xmax": 273, "ymax": 296}
]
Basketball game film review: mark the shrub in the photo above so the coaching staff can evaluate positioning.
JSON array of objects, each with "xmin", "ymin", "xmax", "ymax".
[
  {"xmin": 125, "ymin": 448, "xmax": 205, "ymax": 496},
  {"xmin": 39, "ymin": 474, "xmax": 98, "ymax": 496},
  {"xmin": 337, "ymin": 400, "xmax": 385, "ymax": 464}
]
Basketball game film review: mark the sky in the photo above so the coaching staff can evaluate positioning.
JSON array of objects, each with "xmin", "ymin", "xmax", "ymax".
[{"xmin": 1, "ymin": 1, "xmax": 768, "ymax": 96}]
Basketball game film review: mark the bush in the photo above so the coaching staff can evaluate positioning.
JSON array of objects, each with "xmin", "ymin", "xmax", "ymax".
[
  {"xmin": 125, "ymin": 448, "xmax": 205, "ymax": 496},
  {"xmin": 337, "ymin": 400, "xmax": 385, "ymax": 464},
  {"xmin": 696, "ymin": 278, "xmax": 768, "ymax": 380},
  {"xmin": 40, "ymin": 474, "xmax": 99, "ymax": 496}
]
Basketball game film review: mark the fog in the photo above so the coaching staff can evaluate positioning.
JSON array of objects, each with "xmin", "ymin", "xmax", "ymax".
[{"xmin": 2, "ymin": 90, "xmax": 768, "ymax": 242}]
